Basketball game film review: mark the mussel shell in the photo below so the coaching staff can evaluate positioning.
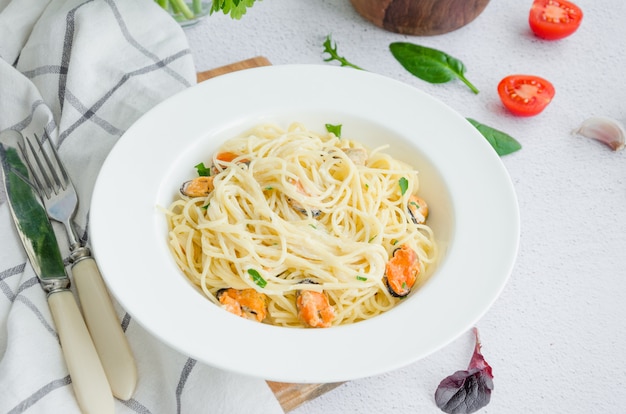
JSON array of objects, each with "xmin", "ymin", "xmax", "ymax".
[
  {"xmin": 294, "ymin": 278, "xmax": 318, "ymax": 297},
  {"xmin": 407, "ymin": 197, "xmax": 427, "ymax": 225},
  {"xmin": 179, "ymin": 180, "xmax": 193, "ymax": 196},
  {"xmin": 215, "ymin": 287, "xmax": 229, "ymax": 299},
  {"xmin": 287, "ymin": 198, "xmax": 322, "ymax": 217},
  {"xmin": 384, "ymin": 276, "xmax": 411, "ymax": 298},
  {"xmin": 216, "ymin": 287, "xmax": 267, "ymax": 321}
]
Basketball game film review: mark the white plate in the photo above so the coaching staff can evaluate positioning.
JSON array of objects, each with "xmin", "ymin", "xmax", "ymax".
[{"xmin": 90, "ymin": 64, "xmax": 519, "ymax": 383}]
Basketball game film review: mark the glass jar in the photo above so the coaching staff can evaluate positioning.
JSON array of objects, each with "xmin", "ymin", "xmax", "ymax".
[{"xmin": 155, "ymin": 0, "xmax": 211, "ymax": 28}]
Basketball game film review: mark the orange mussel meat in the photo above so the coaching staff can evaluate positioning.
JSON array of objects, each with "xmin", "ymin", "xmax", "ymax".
[
  {"xmin": 384, "ymin": 244, "xmax": 421, "ymax": 297},
  {"xmin": 217, "ymin": 288, "xmax": 268, "ymax": 322},
  {"xmin": 180, "ymin": 176, "xmax": 214, "ymax": 197},
  {"xmin": 296, "ymin": 290, "xmax": 335, "ymax": 328}
]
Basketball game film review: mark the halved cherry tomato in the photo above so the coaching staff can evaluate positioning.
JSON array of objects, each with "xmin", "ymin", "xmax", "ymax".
[
  {"xmin": 529, "ymin": 0, "xmax": 583, "ymax": 40},
  {"xmin": 497, "ymin": 75, "xmax": 555, "ymax": 117}
]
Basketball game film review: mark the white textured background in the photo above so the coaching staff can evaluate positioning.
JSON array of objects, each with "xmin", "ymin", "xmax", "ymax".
[{"xmin": 184, "ymin": 1, "xmax": 626, "ymax": 413}]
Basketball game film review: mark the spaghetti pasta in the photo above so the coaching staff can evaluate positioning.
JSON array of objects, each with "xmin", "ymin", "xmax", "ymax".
[{"xmin": 164, "ymin": 122, "xmax": 437, "ymax": 327}]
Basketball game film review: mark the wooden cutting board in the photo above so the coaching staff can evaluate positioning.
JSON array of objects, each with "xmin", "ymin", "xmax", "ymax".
[
  {"xmin": 196, "ymin": 56, "xmax": 272, "ymax": 82},
  {"xmin": 196, "ymin": 57, "xmax": 344, "ymax": 413}
]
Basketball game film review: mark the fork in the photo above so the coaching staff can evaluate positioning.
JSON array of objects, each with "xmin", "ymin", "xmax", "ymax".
[{"xmin": 25, "ymin": 133, "xmax": 137, "ymax": 401}]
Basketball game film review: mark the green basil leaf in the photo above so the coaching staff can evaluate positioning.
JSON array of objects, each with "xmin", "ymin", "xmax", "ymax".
[
  {"xmin": 389, "ymin": 42, "xmax": 479, "ymax": 94},
  {"xmin": 467, "ymin": 118, "xmax": 522, "ymax": 156}
]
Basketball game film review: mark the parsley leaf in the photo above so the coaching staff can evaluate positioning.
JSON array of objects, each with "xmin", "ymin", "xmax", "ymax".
[
  {"xmin": 323, "ymin": 35, "xmax": 364, "ymax": 70},
  {"xmin": 325, "ymin": 123, "xmax": 342, "ymax": 137},
  {"xmin": 156, "ymin": 0, "xmax": 258, "ymax": 22},
  {"xmin": 194, "ymin": 162, "xmax": 211, "ymax": 177},
  {"xmin": 210, "ymin": 0, "xmax": 258, "ymax": 19},
  {"xmin": 399, "ymin": 177, "xmax": 409, "ymax": 195}
]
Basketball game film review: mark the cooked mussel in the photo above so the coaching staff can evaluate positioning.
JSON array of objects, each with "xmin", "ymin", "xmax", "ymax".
[
  {"xmin": 180, "ymin": 176, "xmax": 214, "ymax": 197},
  {"xmin": 407, "ymin": 194, "xmax": 428, "ymax": 225},
  {"xmin": 295, "ymin": 279, "xmax": 335, "ymax": 328},
  {"xmin": 216, "ymin": 288, "xmax": 268, "ymax": 322},
  {"xmin": 287, "ymin": 199, "xmax": 322, "ymax": 218},
  {"xmin": 383, "ymin": 244, "xmax": 421, "ymax": 297},
  {"xmin": 286, "ymin": 178, "xmax": 321, "ymax": 217},
  {"xmin": 180, "ymin": 152, "xmax": 249, "ymax": 197}
]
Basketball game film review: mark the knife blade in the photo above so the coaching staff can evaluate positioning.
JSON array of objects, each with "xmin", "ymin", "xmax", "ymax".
[{"xmin": 0, "ymin": 129, "xmax": 114, "ymax": 414}]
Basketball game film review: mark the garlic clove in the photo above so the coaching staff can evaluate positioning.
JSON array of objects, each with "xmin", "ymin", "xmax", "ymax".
[{"xmin": 573, "ymin": 116, "xmax": 625, "ymax": 152}]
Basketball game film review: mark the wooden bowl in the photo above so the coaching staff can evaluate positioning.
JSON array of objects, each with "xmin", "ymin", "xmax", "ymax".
[{"xmin": 350, "ymin": 0, "xmax": 491, "ymax": 36}]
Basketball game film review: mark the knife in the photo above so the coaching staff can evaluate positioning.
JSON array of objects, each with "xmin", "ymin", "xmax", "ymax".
[
  {"xmin": 22, "ymin": 132, "xmax": 137, "ymax": 400},
  {"xmin": 0, "ymin": 129, "xmax": 114, "ymax": 414}
]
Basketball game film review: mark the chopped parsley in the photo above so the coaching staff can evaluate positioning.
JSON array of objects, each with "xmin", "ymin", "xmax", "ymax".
[
  {"xmin": 356, "ymin": 275, "xmax": 368, "ymax": 281},
  {"xmin": 247, "ymin": 269, "xmax": 267, "ymax": 288},
  {"xmin": 399, "ymin": 177, "xmax": 409, "ymax": 195},
  {"xmin": 325, "ymin": 123, "xmax": 342, "ymax": 138},
  {"xmin": 194, "ymin": 162, "xmax": 211, "ymax": 177}
]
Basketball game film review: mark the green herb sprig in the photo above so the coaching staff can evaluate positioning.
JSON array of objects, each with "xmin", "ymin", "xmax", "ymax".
[
  {"xmin": 155, "ymin": 0, "xmax": 258, "ymax": 23},
  {"xmin": 210, "ymin": 0, "xmax": 257, "ymax": 19},
  {"xmin": 390, "ymin": 42, "xmax": 479, "ymax": 94},
  {"xmin": 323, "ymin": 35, "xmax": 364, "ymax": 70}
]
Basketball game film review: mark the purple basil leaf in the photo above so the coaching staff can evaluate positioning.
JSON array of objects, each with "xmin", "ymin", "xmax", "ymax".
[
  {"xmin": 435, "ymin": 328, "xmax": 494, "ymax": 414},
  {"xmin": 435, "ymin": 368, "xmax": 493, "ymax": 414}
]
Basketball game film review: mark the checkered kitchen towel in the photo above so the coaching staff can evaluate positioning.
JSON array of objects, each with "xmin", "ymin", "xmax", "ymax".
[{"xmin": 0, "ymin": 1, "xmax": 283, "ymax": 413}]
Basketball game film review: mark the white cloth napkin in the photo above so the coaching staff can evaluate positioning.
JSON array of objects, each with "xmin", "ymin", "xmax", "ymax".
[{"xmin": 0, "ymin": 1, "xmax": 284, "ymax": 413}]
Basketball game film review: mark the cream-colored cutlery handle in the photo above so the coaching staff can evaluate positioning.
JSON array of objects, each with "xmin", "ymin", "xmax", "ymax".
[
  {"xmin": 73, "ymin": 257, "xmax": 138, "ymax": 401},
  {"xmin": 48, "ymin": 289, "xmax": 114, "ymax": 414}
]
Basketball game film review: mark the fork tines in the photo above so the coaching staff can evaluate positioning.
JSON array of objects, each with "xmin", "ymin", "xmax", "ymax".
[{"xmin": 22, "ymin": 133, "xmax": 69, "ymax": 198}]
